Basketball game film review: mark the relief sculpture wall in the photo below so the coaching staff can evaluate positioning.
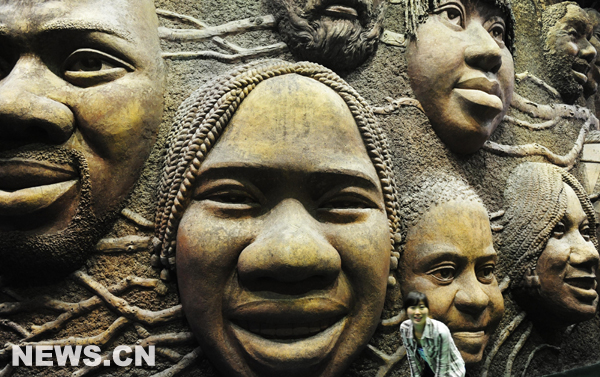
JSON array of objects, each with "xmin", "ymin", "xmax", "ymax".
[{"xmin": 0, "ymin": 0, "xmax": 600, "ymax": 376}]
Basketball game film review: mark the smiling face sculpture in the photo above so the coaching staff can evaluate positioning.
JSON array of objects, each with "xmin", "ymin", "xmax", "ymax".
[
  {"xmin": 268, "ymin": 0, "xmax": 385, "ymax": 71},
  {"xmin": 404, "ymin": 0, "xmax": 515, "ymax": 154},
  {"xmin": 542, "ymin": 2, "xmax": 597, "ymax": 104},
  {"xmin": 155, "ymin": 61, "xmax": 401, "ymax": 377},
  {"xmin": 0, "ymin": 0, "xmax": 165, "ymax": 281},
  {"xmin": 399, "ymin": 173, "xmax": 504, "ymax": 365},
  {"xmin": 498, "ymin": 162, "xmax": 599, "ymax": 327}
]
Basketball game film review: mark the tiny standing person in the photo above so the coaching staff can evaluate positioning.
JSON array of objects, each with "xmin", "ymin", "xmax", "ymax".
[{"xmin": 400, "ymin": 291, "xmax": 466, "ymax": 377}]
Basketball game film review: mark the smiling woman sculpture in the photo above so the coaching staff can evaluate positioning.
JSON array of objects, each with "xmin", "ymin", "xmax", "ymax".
[
  {"xmin": 497, "ymin": 162, "xmax": 599, "ymax": 327},
  {"xmin": 155, "ymin": 60, "xmax": 401, "ymax": 377},
  {"xmin": 402, "ymin": 0, "xmax": 515, "ymax": 154}
]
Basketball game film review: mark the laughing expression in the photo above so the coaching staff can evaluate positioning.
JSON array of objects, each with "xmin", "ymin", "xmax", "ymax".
[
  {"xmin": 175, "ymin": 74, "xmax": 391, "ymax": 377},
  {"xmin": 531, "ymin": 183, "xmax": 599, "ymax": 325},
  {"xmin": 406, "ymin": 0, "xmax": 514, "ymax": 154},
  {"xmin": 400, "ymin": 200, "xmax": 504, "ymax": 365}
]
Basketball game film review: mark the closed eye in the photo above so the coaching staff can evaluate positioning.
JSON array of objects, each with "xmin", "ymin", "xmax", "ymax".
[{"xmin": 63, "ymin": 48, "xmax": 134, "ymax": 87}]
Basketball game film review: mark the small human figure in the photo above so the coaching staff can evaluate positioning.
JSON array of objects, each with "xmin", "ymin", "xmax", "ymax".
[
  {"xmin": 403, "ymin": 0, "xmax": 515, "ymax": 154},
  {"xmin": 400, "ymin": 291, "xmax": 466, "ymax": 377}
]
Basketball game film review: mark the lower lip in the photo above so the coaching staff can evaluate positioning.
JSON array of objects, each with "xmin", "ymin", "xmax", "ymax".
[
  {"xmin": 573, "ymin": 70, "xmax": 589, "ymax": 85},
  {"xmin": 452, "ymin": 331, "xmax": 487, "ymax": 352},
  {"xmin": 566, "ymin": 283, "xmax": 598, "ymax": 302},
  {"xmin": 323, "ymin": 5, "xmax": 358, "ymax": 18},
  {"xmin": 0, "ymin": 180, "xmax": 78, "ymax": 216},
  {"xmin": 229, "ymin": 317, "xmax": 346, "ymax": 371},
  {"xmin": 454, "ymin": 88, "xmax": 503, "ymax": 112}
]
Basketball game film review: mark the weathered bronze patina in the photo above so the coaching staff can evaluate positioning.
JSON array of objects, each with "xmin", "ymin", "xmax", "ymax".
[
  {"xmin": 155, "ymin": 60, "xmax": 400, "ymax": 377},
  {"xmin": 0, "ymin": 0, "xmax": 165, "ymax": 281}
]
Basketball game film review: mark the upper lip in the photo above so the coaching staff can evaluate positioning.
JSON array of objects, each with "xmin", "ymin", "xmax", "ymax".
[
  {"xmin": 573, "ymin": 59, "xmax": 591, "ymax": 76},
  {"xmin": 0, "ymin": 158, "xmax": 77, "ymax": 191},
  {"xmin": 564, "ymin": 274, "xmax": 597, "ymax": 290},
  {"xmin": 455, "ymin": 76, "xmax": 501, "ymax": 97}
]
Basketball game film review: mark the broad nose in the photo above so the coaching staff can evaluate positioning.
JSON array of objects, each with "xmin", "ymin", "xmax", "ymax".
[
  {"xmin": 237, "ymin": 199, "xmax": 341, "ymax": 290},
  {"xmin": 454, "ymin": 274, "xmax": 491, "ymax": 317},
  {"xmin": 579, "ymin": 38, "xmax": 597, "ymax": 65},
  {"xmin": 569, "ymin": 235, "xmax": 600, "ymax": 273},
  {"xmin": 464, "ymin": 24, "xmax": 503, "ymax": 74},
  {"xmin": 0, "ymin": 55, "xmax": 74, "ymax": 148}
]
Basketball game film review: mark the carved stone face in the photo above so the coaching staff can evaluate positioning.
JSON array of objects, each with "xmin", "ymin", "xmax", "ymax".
[
  {"xmin": 529, "ymin": 184, "xmax": 599, "ymax": 325},
  {"xmin": 406, "ymin": 0, "xmax": 514, "ymax": 154},
  {"xmin": 543, "ymin": 3, "xmax": 597, "ymax": 104},
  {"xmin": 270, "ymin": 0, "xmax": 384, "ymax": 71},
  {"xmin": 584, "ymin": 9, "xmax": 600, "ymax": 97},
  {"xmin": 176, "ymin": 74, "xmax": 390, "ymax": 377},
  {"xmin": 0, "ymin": 0, "xmax": 165, "ymax": 279},
  {"xmin": 400, "ymin": 200, "xmax": 504, "ymax": 365}
]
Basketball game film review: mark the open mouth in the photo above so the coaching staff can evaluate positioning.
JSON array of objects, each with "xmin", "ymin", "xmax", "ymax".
[
  {"xmin": 314, "ymin": 0, "xmax": 368, "ymax": 21},
  {"xmin": 233, "ymin": 315, "xmax": 343, "ymax": 341},
  {"xmin": 573, "ymin": 60, "xmax": 591, "ymax": 85},
  {"xmin": 0, "ymin": 158, "xmax": 78, "ymax": 216}
]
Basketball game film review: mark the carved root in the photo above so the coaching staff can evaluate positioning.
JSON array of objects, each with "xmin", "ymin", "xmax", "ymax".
[
  {"xmin": 72, "ymin": 271, "xmax": 182, "ymax": 326},
  {"xmin": 480, "ymin": 311, "xmax": 527, "ymax": 377},
  {"xmin": 121, "ymin": 208, "xmax": 155, "ymax": 229},
  {"xmin": 149, "ymin": 347, "xmax": 203, "ymax": 377},
  {"xmin": 0, "ymin": 320, "xmax": 31, "ymax": 338},
  {"xmin": 521, "ymin": 344, "xmax": 560, "ymax": 377},
  {"xmin": 368, "ymin": 344, "xmax": 407, "ymax": 377},
  {"xmin": 158, "ymin": 15, "xmax": 276, "ymax": 42},
  {"xmin": 373, "ymin": 97, "xmax": 424, "ymax": 114},
  {"xmin": 380, "ymin": 310, "xmax": 405, "ymax": 327},
  {"xmin": 504, "ymin": 322, "xmax": 533, "ymax": 377},
  {"xmin": 0, "ymin": 364, "xmax": 12, "ymax": 377},
  {"xmin": 162, "ymin": 42, "xmax": 288, "ymax": 63},
  {"xmin": 515, "ymin": 72, "xmax": 561, "ymax": 99},
  {"xmin": 95, "ymin": 235, "xmax": 152, "ymax": 254}
]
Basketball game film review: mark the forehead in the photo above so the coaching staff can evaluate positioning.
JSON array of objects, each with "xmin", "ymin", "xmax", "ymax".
[
  {"xmin": 0, "ymin": 0, "xmax": 149, "ymax": 39},
  {"xmin": 559, "ymin": 5, "xmax": 591, "ymax": 30},
  {"xmin": 405, "ymin": 200, "xmax": 495, "ymax": 261},
  {"xmin": 563, "ymin": 183, "xmax": 588, "ymax": 222},
  {"xmin": 201, "ymin": 74, "xmax": 379, "ymax": 184}
]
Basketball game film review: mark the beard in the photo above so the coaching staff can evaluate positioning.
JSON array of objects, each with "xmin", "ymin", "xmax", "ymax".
[
  {"xmin": 275, "ymin": 0, "xmax": 383, "ymax": 71},
  {"xmin": 544, "ymin": 49, "xmax": 587, "ymax": 104},
  {"xmin": 0, "ymin": 147, "xmax": 120, "ymax": 285}
]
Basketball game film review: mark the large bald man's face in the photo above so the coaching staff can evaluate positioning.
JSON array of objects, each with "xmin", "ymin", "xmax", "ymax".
[{"xmin": 0, "ymin": 0, "xmax": 165, "ymax": 281}]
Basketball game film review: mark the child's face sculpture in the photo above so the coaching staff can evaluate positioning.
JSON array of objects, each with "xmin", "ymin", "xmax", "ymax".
[
  {"xmin": 400, "ymin": 200, "xmax": 504, "ymax": 365},
  {"xmin": 406, "ymin": 0, "xmax": 514, "ymax": 154},
  {"xmin": 175, "ymin": 75, "xmax": 391, "ymax": 377},
  {"xmin": 527, "ymin": 184, "xmax": 599, "ymax": 325}
]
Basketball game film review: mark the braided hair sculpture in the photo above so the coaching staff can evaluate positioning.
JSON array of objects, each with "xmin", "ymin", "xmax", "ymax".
[
  {"xmin": 496, "ymin": 162, "xmax": 598, "ymax": 289},
  {"xmin": 398, "ymin": 171, "xmax": 485, "ymax": 258},
  {"xmin": 154, "ymin": 59, "xmax": 401, "ymax": 280},
  {"xmin": 402, "ymin": 0, "xmax": 515, "ymax": 53}
]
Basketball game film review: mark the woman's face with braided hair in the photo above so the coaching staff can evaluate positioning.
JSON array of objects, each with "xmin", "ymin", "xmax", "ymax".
[
  {"xmin": 523, "ymin": 183, "xmax": 599, "ymax": 325},
  {"xmin": 175, "ymin": 74, "xmax": 391, "ymax": 377}
]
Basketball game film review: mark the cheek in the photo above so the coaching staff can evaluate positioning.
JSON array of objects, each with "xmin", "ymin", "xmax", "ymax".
[
  {"xmin": 537, "ymin": 238, "xmax": 571, "ymax": 275},
  {"xmin": 499, "ymin": 50, "xmax": 515, "ymax": 104}
]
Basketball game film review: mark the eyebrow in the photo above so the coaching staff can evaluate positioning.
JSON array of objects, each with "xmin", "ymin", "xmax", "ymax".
[
  {"xmin": 198, "ymin": 164, "xmax": 381, "ymax": 190},
  {"xmin": 39, "ymin": 20, "xmax": 132, "ymax": 41}
]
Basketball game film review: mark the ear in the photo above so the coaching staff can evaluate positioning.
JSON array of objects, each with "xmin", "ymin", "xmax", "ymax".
[{"xmin": 523, "ymin": 268, "xmax": 541, "ymax": 289}]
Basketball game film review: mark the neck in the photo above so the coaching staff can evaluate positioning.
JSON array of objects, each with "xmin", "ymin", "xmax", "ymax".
[{"xmin": 414, "ymin": 322, "xmax": 425, "ymax": 338}]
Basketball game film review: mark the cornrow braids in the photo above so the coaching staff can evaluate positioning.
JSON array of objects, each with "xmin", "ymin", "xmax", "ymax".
[
  {"xmin": 402, "ymin": 0, "xmax": 515, "ymax": 53},
  {"xmin": 497, "ymin": 162, "xmax": 598, "ymax": 288},
  {"xmin": 155, "ymin": 59, "xmax": 401, "ymax": 275},
  {"xmin": 398, "ymin": 171, "xmax": 484, "ymax": 257}
]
